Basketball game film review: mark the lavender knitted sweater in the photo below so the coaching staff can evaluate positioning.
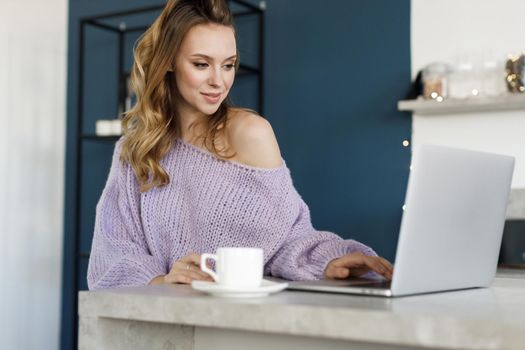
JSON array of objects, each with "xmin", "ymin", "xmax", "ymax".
[{"xmin": 87, "ymin": 137, "xmax": 376, "ymax": 290}]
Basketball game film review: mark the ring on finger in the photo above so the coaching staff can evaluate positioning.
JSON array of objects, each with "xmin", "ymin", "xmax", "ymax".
[{"xmin": 186, "ymin": 263, "xmax": 190, "ymax": 270}]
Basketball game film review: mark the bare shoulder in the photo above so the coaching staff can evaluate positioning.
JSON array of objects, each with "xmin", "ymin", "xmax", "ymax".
[{"xmin": 225, "ymin": 108, "xmax": 282, "ymax": 168}]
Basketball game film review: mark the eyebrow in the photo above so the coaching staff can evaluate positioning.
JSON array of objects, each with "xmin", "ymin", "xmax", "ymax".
[{"xmin": 190, "ymin": 54, "xmax": 237, "ymax": 62}]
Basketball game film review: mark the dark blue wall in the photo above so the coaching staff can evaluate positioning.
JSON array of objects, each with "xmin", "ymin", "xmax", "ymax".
[
  {"xmin": 62, "ymin": 1, "xmax": 410, "ymax": 349},
  {"xmin": 264, "ymin": 1, "xmax": 411, "ymax": 259}
]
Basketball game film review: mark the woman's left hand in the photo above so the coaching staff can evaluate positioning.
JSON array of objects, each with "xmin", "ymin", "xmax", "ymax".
[{"xmin": 324, "ymin": 252, "xmax": 393, "ymax": 280}]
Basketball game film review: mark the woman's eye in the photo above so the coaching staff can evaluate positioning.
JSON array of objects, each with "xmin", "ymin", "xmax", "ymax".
[
  {"xmin": 193, "ymin": 62, "xmax": 208, "ymax": 68},
  {"xmin": 224, "ymin": 64, "xmax": 235, "ymax": 71}
]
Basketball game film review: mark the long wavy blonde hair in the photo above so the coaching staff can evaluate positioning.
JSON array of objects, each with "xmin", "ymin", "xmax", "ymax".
[{"xmin": 121, "ymin": 0, "xmax": 239, "ymax": 192}]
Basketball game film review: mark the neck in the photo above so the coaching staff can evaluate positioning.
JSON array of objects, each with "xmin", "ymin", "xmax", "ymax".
[
  {"xmin": 176, "ymin": 104, "xmax": 207, "ymax": 143},
  {"xmin": 170, "ymin": 80, "xmax": 212, "ymax": 142}
]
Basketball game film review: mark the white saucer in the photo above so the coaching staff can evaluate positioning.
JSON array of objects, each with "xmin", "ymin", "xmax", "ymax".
[{"xmin": 191, "ymin": 279, "xmax": 288, "ymax": 298}]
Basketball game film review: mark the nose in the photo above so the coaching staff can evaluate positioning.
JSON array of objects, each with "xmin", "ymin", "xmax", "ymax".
[{"xmin": 207, "ymin": 66, "xmax": 223, "ymax": 88}]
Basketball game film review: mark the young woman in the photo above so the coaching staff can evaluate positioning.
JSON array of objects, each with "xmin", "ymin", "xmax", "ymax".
[{"xmin": 87, "ymin": 0, "xmax": 393, "ymax": 290}]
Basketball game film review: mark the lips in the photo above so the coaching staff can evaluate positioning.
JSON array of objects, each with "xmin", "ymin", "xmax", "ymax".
[
  {"xmin": 201, "ymin": 92, "xmax": 222, "ymax": 104},
  {"xmin": 202, "ymin": 92, "xmax": 221, "ymax": 97}
]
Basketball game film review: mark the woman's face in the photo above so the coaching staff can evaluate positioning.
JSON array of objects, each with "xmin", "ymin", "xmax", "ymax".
[{"xmin": 174, "ymin": 23, "xmax": 237, "ymax": 117}]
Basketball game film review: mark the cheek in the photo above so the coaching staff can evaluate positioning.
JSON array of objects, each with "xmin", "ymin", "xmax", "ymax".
[
  {"xmin": 178, "ymin": 68, "xmax": 206, "ymax": 92},
  {"xmin": 225, "ymin": 72, "xmax": 235, "ymax": 90}
]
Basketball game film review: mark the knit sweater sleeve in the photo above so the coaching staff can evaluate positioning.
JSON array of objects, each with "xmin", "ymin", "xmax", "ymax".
[
  {"xmin": 264, "ymin": 169, "xmax": 377, "ymax": 281},
  {"xmin": 87, "ymin": 140, "xmax": 166, "ymax": 290}
]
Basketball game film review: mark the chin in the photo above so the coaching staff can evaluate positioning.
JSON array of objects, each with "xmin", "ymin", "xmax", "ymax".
[{"xmin": 199, "ymin": 104, "xmax": 222, "ymax": 116}]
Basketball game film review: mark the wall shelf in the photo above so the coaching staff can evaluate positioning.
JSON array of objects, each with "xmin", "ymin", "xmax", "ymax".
[{"xmin": 398, "ymin": 94, "xmax": 525, "ymax": 115}]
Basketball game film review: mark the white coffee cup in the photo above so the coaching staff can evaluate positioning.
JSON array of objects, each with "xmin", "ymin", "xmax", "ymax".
[{"xmin": 201, "ymin": 247, "xmax": 263, "ymax": 288}]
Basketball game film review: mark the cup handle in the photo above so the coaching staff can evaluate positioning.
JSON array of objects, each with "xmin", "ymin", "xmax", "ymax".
[{"xmin": 201, "ymin": 253, "xmax": 219, "ymax": 282}]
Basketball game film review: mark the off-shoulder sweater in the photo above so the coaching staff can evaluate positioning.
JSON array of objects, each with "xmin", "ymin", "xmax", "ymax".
[{"xmin": 87, "ymin": 137, "xmax": 376, "ymax": 290}]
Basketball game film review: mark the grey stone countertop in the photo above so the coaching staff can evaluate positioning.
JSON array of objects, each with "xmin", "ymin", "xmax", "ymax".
[{"xmin": 79, "ymin": 268, "xmax": 525, "ymax": 350}]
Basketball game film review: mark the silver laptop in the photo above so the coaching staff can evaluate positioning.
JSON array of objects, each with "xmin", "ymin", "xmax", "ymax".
[{"xmin": 287, "ymin": 144, "xmax": 515, "ymax": 297}]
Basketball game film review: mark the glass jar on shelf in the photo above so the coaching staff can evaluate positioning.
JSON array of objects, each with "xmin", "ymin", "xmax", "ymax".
[
  {"xmin": 482, "ymin": 58, "xmax": 507, "ymax": 97},
  {"xmin": 505, "ymin": 53, "xmax": 525, "ymax": 93},
  {"xmin": 448, "ymin": 62, "xmax": 472, "ymax": 100},
  {"xmin": 422, "ymin": 62, "xmax": 451, "ymax": 101}
]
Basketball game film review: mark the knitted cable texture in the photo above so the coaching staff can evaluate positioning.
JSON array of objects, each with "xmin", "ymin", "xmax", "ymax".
[{"xmin": 87, "ymin": 137, "xmax": 377, "ymax": 290}]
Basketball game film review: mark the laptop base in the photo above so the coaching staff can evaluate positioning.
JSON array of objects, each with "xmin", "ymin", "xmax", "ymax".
[{"xmin": 286, "ymin": 278, "xmax": 393, "ymax": 297}]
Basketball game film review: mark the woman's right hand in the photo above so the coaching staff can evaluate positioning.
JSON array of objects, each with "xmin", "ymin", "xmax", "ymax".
[{"xmin": 150, "ymin": 253, "xmax": 214, "ymax": 285}]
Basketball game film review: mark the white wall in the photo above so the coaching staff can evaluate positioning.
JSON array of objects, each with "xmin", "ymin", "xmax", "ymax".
[
  {"xmin": 0, "ymin": 0, "xmax": 67, "ymax": 349},
  {"xmin": 411, "ymin": 0, "xmax": 525, "ymax": 188}
]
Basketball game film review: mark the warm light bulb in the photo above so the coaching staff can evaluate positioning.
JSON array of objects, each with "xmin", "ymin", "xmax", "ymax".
[{"xmin": 402, "ymin": 140, "xmax": 410, "ymax": 147}]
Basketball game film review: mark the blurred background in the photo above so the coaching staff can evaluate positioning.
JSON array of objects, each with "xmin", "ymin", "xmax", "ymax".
[{"xmin": 1, "ymin": 0, "xmax": 524, "ymax": 349}]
